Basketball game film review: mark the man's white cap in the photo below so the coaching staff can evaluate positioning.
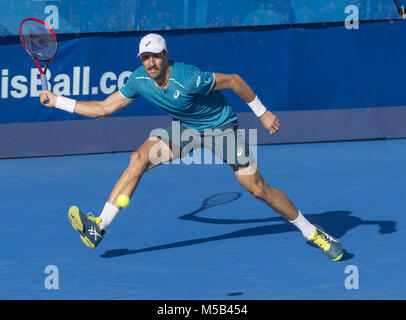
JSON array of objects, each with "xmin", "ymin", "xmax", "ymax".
[{"xmin": 138, "ymin": 33, "xmax": 167, "ymax": 57}]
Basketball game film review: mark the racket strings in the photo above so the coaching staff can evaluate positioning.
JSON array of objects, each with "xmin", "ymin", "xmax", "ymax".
[{"xmin": 20, "ymin": 22, "xmax": 57, "ymax": 60}]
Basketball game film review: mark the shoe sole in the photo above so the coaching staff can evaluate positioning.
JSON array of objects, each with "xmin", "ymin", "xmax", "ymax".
[
  {"xmin": 80, "ymin": 235, "xmax": 96, "ymax": 249},
  {"xmin": 69, "ymin": 206, "xmax": 98, "ymax": 249},
  {"xmin": 68, "ymin": 206, "xmax": 84, "ymax": 232},
  {"xmin": 332, "ymin": 253, "xmax": 343, "ymax": 261}
]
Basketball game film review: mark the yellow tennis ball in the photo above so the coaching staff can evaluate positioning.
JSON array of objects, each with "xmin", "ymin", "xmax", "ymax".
[{"xmin": 117, "ymin": 194, "xmax": 130, "ymax": 208}]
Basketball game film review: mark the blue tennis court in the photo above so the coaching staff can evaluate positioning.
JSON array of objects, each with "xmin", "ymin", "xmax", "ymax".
[{"xmin": 0, "ymin": 138, "xmax": 404, "ymax": 300}]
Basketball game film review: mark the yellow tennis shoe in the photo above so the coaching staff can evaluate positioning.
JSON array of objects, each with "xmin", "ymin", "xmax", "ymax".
[
  {"xmin": 68, "ymin": 206, "xmax": 104, "ymax": 249},
  {"xmin": 308, "ymin": 225, "xmax": 343, "ymax": 261}
]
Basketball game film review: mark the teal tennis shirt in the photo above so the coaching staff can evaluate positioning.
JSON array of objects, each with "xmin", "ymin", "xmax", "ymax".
[{"xmin": 119, "ymin": 61, "xmax": 238, "ymax": 131}]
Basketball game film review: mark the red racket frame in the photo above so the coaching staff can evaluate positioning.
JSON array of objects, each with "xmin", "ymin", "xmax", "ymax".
[{"xmin": 19, "ymin": 17, "xmax": 58, "ymax": 76}]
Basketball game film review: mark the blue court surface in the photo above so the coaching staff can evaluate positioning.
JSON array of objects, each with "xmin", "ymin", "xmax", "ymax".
[{"xmin": 0, "ymin": 139, "xmax": 405, "ymax": 300}]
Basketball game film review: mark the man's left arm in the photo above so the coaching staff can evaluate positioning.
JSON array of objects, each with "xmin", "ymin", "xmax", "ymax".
[{"xmin": 212, "ymin": 73, "xmax": 280, "ymax": 134}]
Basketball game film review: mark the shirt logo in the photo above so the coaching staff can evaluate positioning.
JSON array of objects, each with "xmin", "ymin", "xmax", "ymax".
[
  {"xmin": 173, "ymin": 90, "xmax": 180, "ymax": 99},
  {"xmin": 196, "ymin": 75, "xmax": 201, "ymax": 88},
  {"xmin": 237, "ymin": 146, "xmax": 243, "ymax": 157}
]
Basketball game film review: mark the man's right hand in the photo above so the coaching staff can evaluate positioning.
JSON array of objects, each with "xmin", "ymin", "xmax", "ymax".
[{"xmin": 39, "ymin": 90, "xmax": 57, "ymax": 107}]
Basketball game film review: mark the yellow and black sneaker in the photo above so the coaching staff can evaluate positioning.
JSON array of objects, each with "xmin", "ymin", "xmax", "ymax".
[
  {"xmin": 308, "ymin": 225, "xmax": 343, "ymax": 261},
  {"xmin": 68, "ymin": 206, "xmax": 104, "ymax": 249}
]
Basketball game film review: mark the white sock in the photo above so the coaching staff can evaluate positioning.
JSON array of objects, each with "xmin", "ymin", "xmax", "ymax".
[
  {"xmin": 289, "ymin": 210, "xmax": 316, "ymax": 239},
  {"xmin": 99, "ymin": 202, "xmax": 120, "ymax": 231}
]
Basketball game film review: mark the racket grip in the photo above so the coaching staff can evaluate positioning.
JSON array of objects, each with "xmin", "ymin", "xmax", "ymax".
[{"xmin": 41, "ymin": 74, "xmax": 49, "ymax": 104}]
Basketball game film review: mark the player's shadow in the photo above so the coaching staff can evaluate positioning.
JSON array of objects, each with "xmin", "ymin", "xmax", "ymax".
[{"xmin": 101, "ymin": 192, "xmax": 397, "ymax": 260}]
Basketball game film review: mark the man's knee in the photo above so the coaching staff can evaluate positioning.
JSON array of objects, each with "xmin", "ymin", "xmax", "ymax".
[
  {"xmin": 246, "ymin": 181, "xmax": 266, "ymax": 199},
  {"xmin": 243, "ymin": 178, "xmax": 275, "ymax": 205},
  {"xmin": 128, "ymin": 150, "xmax": 149, "ymax": 177}
]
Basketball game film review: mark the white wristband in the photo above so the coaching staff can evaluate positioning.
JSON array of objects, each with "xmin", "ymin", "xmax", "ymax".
[
  {"xmin": 55, "ymin": 96, "xmax": 76, "ymax": 113},
  {"xmin": 247, "ymin": 95, "xmax": 267, "ymax": 117}
]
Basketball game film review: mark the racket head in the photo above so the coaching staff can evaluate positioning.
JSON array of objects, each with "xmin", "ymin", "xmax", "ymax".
[
  {"xmin": 19, "ymin": 18, "xmax": 58, "ymax": 62},
  {"xmin": 203, "ymin": 192, "xmax": 242, "ymax": 208}
]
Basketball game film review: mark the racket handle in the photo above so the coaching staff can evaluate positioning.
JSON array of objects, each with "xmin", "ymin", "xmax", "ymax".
[{"xmin": 41, "ymin": 74, "xmax": 49, "ymax": 104}]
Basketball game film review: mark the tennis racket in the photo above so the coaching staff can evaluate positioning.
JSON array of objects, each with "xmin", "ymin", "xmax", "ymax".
[{"xmin": 19, "ymin": 18, "xmax": 58, "ymax": 104}]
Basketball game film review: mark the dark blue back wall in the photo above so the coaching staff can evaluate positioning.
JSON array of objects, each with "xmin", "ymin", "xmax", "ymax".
[
  {"xmin": 172, "ymin": 21, "xmax": 404, "ymax": 113},
  {"xmin": 0, "ymin": 19, "xmax": 405, "ymax": 124}
]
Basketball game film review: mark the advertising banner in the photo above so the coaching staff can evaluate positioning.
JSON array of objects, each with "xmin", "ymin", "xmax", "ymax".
[{"xmin": 1, "ymin": 20, "xmax": 405, "ymax": 124}]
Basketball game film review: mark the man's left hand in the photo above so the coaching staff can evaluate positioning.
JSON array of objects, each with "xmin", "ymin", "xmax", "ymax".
[{"xmin": 259, "ymin": 111, "xmax": 280, "ymax": 134}]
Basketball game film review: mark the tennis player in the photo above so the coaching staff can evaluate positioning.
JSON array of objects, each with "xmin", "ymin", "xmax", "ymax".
[{"xmin": 39, "ymin": 33, "xmax": 343, "ymax": 261}]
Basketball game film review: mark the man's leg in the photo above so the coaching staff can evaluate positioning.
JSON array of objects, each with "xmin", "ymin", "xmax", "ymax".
[
  {"xmin": 108, "ymin": 137, "xmax": 171, "ymax": 203},
  {"xmin": 68, "ymin": 137, "xmax": 175, "ymax": 248},
  {"xmin": 208, "ymin": 122, "xmax": 303, "ymax": 223},
  {"xmin": 99, "ymin": 136, "xmax": 175, "ymax": 231},
  {"xmin": 233, "ymin": 165, "xmax": 343, "ymax": 261},
  {"xmin": 234, "ymin": 165, "xmax": 306, "ymax": 225}
]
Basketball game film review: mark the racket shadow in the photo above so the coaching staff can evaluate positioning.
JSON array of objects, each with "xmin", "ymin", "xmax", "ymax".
[{"xmin": 178, "ymin": 192, "xmax": 282, "ymax": 225}]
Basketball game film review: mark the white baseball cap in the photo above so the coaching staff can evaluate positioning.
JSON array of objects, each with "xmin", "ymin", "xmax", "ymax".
[{"xmin": 138, "ymin": 33, "xmax": 167, "ymax": 57}]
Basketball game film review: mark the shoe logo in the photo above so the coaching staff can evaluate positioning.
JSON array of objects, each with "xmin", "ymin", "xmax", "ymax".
[
  {"xmin": 318, "ymin": 229, "xmax": 338, "ymax": 243},
  {"xmin": 89, "ymin": 226, "xmax": 102, "ymax": 241}
]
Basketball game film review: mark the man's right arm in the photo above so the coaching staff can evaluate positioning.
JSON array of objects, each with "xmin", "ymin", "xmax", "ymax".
[{"xmin": 39, "ymin": 90, "xmax": 134, "ymax": 118}]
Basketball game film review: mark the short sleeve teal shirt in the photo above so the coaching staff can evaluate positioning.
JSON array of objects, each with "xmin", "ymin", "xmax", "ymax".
[{"xmin": 119, "ymin": 61, "xmax": 238, "ymax": 131}]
